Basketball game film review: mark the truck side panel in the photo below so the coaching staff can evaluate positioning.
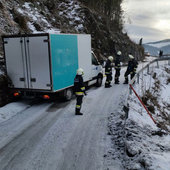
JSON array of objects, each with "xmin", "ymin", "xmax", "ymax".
[
  {"xmin": 3, "ymin": 37, "xmax": 28, "ymax": 89},
  {"xmin": 50, "ymin": 34, "xmax": 78, "ymax": 91},
  {"xmin": 77, "ymin": 35, "xmax": 92, "ymax": 82}
]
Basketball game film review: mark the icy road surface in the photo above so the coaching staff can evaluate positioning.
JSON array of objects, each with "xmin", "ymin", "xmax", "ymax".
[
  {"xmin": 0, "ymin": 58, "xmax": 158, "ymax": 170},
  {"xmin": 0, "ymin": 79, "xmax": 128, "ymax": 170}
]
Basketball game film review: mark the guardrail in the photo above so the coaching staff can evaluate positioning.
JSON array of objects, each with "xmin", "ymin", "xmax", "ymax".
[
  {"xmin": 130, "ymin": 57, "xmax": 170, "ymax": 90},
  {"xmin": 122, "ymin": 57, "xmax": 170, "ymax": 168},
  {"xmin": 123, "ymin": 57, "xmax": 170, "ymax": 124}
]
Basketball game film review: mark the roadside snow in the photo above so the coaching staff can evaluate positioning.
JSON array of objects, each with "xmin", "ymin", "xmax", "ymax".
[
  {"xmin": 125, "ymin": 62, "xmax": 170, "ymax": 169},
  {"xmin": 107, "ymin": 59, "xmax": 170, "ymax": 170},
  {"xmin": 0, "ymin": 101, "xmax": 30, "ymax": 124}
]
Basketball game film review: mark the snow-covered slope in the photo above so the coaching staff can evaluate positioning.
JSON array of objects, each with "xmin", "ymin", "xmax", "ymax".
[{"xmin": 108, "ymin": 60, "xmax": 170, "ymax": 169}]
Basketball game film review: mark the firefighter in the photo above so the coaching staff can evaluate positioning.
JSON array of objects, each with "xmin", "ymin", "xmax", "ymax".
[
  {"xmin": 105, "ymin": 56, "xmax": 113, "ymax": 88},
  {"xmin": 124, "ymin": 54, "xmax": 138, "ymax": 84},
  {"xmin": 74, "ymin": 68, "xmax": 86, "ymax": 115},
  {"xmin": 114, "ymin": 51, "xmax": 121, "ymax": 84}
]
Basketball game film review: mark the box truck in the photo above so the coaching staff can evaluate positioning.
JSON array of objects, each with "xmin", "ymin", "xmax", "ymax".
[{"xmin": 2, "ymin": 33, "xmax": 103, "ymax": 100}]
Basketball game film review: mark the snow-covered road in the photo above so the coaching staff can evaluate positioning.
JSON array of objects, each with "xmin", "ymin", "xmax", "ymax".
[
  {"xmin": 1, "ymin": 57, "xmax": 167, "ymax": 170},
  {"xmin": 0, "ymin": 68, "xmax": 129, "ymax": 170}
]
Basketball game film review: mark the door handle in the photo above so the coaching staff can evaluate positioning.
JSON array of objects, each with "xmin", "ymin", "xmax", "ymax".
[
  {"xmin": 20, "ymin": 78, "xmax": 25, "ymax": 81},
  {"xmin": 31, "ymin": 78, "xmax": 36, "ymax": 82}
]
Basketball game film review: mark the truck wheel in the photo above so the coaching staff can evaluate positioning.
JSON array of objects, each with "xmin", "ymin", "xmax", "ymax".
[
  {"xmin": 96, "ymin": 76, "xmax": 103, "ymax": 87},
  {"xmin": 64, "ymin": 88, "xmax": 73, "ymax": 101}
]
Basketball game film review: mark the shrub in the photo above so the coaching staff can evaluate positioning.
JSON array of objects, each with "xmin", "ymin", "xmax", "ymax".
[
  {"xmin": 167, "ymin": 77, "xmax": 170, "ymax": 84},
  {"xmin": 11, "ymin": 8, "xmax": 29, "ymax": 31}
]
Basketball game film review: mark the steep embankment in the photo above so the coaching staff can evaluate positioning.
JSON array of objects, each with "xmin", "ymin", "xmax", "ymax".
[
  {"xmin": 0, "ymin": 0, "xmax": 144, "ymax": 106},
  {"xmin": 0, "ymin": 0, "xmax": 144, "ymax": 60}
]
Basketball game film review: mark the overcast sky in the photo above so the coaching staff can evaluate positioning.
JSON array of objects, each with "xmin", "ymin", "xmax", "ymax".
[{"xmin": 122, "ymin": 0, "xmax": 170, "ymax": 43}]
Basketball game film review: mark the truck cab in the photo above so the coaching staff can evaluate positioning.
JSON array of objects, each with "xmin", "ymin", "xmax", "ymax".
[{"xmin": 91, "ymin": 51, "xmax": 103, "ymax": 86}]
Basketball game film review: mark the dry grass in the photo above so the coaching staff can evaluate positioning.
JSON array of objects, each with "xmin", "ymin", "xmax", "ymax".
[
  {"xmin": 165, "ymin": 67, "xmax": 170, "ymax": 74},
  {"xmin": 0, "ymin": 1, "xmax": 4, "ymax": 9},
  {"xmin": 141, "ymin": 90, "xmax": 159, "ymax": 114},
  {"xmin": 11, "ymin": 8, "xmax": 29, "ymax": 31},
  {"xmin": 141, "ymin": 74, "xmax": 170, "ymax": 131},
  {"xmin": 152, "ymin": 72, "xmax": 157, "ymax": 79},
  {"xmin": 167, "ymin": 77, "xmax": 170, "ymax": 84}
]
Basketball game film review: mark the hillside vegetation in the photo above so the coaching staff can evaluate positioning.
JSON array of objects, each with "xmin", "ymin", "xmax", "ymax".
[{"xmin": 0, "ymin": 0, "xmax": 144, "ymax": 61}]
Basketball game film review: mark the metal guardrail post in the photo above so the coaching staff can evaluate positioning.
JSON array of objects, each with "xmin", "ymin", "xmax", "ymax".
[
  {"xmin": 157, "ymin": 60, "xmax": 159, "ymax": 68},
  {"xmin": 137, "ymin": 73, "xmax": 139, "ymax": 84},
  {"xmin": 147, "ymin": 64, "xmax": 149, "ymax": 74},
  {"xmin": 129, "ymin": 85, "xmax": 132, "ymax": 94}
]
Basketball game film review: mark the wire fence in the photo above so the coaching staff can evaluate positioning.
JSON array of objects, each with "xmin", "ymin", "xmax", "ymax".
[
  {"xmin": 129, "ymin": 57, "xmax": 170, "ymax": 95},
  {"xmin": 122, "ymin": 57, "xmax": 170, "ymax": 167}
]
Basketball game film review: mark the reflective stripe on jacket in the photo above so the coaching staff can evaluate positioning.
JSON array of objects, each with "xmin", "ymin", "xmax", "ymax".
[{"xmin": 74, "ymin": 74, "xmax": 86, "ymax": 96}]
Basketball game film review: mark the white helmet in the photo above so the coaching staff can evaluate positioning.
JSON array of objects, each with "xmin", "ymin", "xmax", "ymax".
[
  {"xmin": 108, "ymin": 56, "xmax": 113, "ymax": 62},
  {"xmin": 117, "ymin": 51, "xmax": 122, "ymax": 56},
  {"xmin": 129, "ymin": 54, "xmax": 134, "ymax": 59},
  {"xmin": 77, "ymin": 68, "xmax": 84, "ymax": 75}
]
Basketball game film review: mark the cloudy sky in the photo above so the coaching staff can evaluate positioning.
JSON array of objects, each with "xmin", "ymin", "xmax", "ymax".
[{"xmin": 122, "ymin": 0, "xmax": 170, "ymax": 43}]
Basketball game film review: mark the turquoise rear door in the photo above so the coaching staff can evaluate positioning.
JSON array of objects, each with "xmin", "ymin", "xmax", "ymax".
[{"xmin": 50, "ymin": 34, "xmax": 79, "ymax": 91}]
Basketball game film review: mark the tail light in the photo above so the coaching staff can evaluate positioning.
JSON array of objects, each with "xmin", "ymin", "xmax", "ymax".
[
  {"xmin": 13, "ymin": 92, "xmax": 20, "ymax": 97},
  {"xmin": 43, "ymin": 95, "xmax": 50, "ymax": 99}
]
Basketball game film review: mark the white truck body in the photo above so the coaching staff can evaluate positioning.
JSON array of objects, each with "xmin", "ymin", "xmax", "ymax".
[{"xmin": 2, "ymin": 33, "xmax": 103, "ymax": 98}]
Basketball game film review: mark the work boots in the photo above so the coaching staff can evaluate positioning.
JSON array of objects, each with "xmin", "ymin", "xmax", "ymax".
[
  {"xmin": 123, "ymin": 77, "xmax": 128, "ymax": 84},
  {"xmin": 75, "ymin": 109, "xmax": 83, "ymax": 115},
  {"xmin": 115, "ymin": 78, "xmax": 119, "ymax": 84},
  {"xmin": 105, "ymin": 83, "xmax": 112, "ymax": 88},
  {"xmin": 123, "ymin": 80, "xmax": 128, "ymax": 84}
]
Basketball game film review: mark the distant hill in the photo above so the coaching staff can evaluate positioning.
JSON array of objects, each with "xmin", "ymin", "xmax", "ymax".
[{"xmin": 143, "ymin": 39, "xmax": 170, "ymax": 56}]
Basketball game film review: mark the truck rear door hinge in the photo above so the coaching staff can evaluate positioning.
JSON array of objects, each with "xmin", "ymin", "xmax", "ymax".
[
  {"xmin": 20, "ymin": 78, "xmax": 25, "ymax": 81},
  {"xmin": 3, "ymin": 41, "xmax": 8, "ymax": 44},
  {"xmin": 46, "ymin": 84, "xmax": 52, "ymax": 87},
  {"xmin": 44, "ymin": 39, "xmax": 49, "ymax": 43},
  {"xmin": 30, "ymin": 78, "xmax": 36, "ymax": 82}
]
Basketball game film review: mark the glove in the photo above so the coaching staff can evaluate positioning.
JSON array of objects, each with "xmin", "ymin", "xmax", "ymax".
[{"xmin": 84, "ymin": 92, "xmax": 87, "ymax": 96}]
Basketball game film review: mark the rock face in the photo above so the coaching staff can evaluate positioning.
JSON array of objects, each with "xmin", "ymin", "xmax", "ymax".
[{"xmin": 0, "ymin": 0, "xmax": 144, "ymax": 61}]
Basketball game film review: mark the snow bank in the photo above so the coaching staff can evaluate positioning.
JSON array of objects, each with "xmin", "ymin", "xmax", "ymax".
[
  {"xmin": 125, "ymin": 62, "xmax": 170, "ymax": 169},
  {"xmin": 0, "ymin": 102, "xmax": 30, "ymax": 124},
  {"xmin": 108, "ymin": 60, "xmax": 170, "ymax": 170}
]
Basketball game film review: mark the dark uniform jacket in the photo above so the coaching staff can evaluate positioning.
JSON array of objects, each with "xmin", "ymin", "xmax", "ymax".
[
  {"xmin": 74, "ymin": 75, "xmax": 86, "ymax": 95},
  {"xmin": 127, "ymin": 59, "xmax": 138, "ymax": 73},
  {"xmin": 105, "ymin": 60, "xmax": 112, "ymax": 75},
  {"xmin": 115, "ymin": 56, "xmax": 121, "ymax": 70}
]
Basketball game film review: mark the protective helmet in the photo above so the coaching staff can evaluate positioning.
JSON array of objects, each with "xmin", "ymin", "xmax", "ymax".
[
  {"xmin": 129, "ymin": 54, "xmax": 134, "ymax": 59},
  {"xmin": 108, "ymin": 56, "xmax": 113, "ymax": 62},
  {"xmin": 77, "ymin": 68, "xmax": 84, "ymax": 75},
  {"xmin": 117, "ymin": 51, "xmax": 122, "ymax": 56}
]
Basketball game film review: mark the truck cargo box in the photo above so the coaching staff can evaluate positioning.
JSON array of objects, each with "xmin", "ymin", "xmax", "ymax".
[{"xmin": 2, "ymin": 33, "xmax": 103, "ymax": 99}]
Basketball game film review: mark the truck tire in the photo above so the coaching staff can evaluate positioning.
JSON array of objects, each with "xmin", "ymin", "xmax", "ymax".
[
  {"xmin": 96, "ymin": 76, "xmax": 103, "ymax": 87},
  {"xmin": 63, "ymin": 88, "xmax": 73, "ymax": 101}
]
